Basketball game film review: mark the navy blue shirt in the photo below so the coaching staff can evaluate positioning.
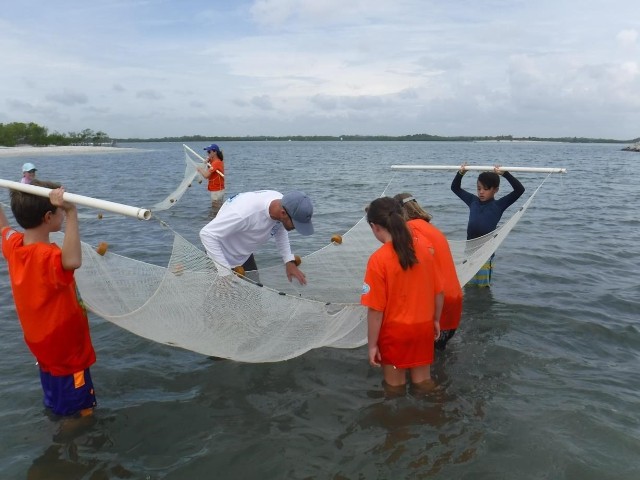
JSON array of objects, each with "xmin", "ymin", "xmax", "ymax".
[{"xmin": 451, "ymin": 171, "xmax": 525, "ymax": 239}]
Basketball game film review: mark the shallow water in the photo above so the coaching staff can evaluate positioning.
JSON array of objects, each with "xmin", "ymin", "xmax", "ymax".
[{"xmin": 0, "ymin": 141, "xmax": 639, "ymax": 479}]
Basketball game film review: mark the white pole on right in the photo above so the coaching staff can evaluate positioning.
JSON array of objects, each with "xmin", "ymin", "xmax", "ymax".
[{"xmin": 390, "ymin": 165, "xmax": 567, "ymax": 174}]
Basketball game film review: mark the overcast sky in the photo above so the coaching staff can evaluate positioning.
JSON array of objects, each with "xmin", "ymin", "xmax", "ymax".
[{"xmin": 1, "ymin": 0, "xmax": 639, "ymax": 139}]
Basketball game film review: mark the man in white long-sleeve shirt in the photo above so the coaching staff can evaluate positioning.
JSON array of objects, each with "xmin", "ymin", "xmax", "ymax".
[{"xmin": 199, "ymin": 190, "xmax": 314, "ymax": 285}]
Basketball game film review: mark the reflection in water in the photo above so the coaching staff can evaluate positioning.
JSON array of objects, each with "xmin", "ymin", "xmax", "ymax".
[
  {"xmin": 28, "ymin": 443, "xmax": 94, "ymax": 480},
  {"xmin": 462, "ymin": 285, "xmax": 495, "ymax": 315},
  {"xmin": 328, "ymin": 288, "xmax": 508, "ymax": 477},
  {"xmin": 336, "ymin": 366, "xmax": 485, "ymax": 477},
  {"xmin": 27, "ymin": 413, "xmax": 131, "ymax": 480}
]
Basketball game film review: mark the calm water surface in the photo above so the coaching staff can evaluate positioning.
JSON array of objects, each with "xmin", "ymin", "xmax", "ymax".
[{"xmin": 0, "ymin": 141, "xmax": 639, "ymax": 479}]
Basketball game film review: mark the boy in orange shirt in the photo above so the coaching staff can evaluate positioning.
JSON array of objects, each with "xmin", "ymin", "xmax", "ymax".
[
  {"xmin": 394, "ymin": 193, "xmax": 463, "ymax": 351},
  {"xmin": 0, "ymin": 180, "xmax": 97, "ymax": 416},
  {"xmin": 361, "ymin": 197, "xmax": 444, "ymax": 395}
]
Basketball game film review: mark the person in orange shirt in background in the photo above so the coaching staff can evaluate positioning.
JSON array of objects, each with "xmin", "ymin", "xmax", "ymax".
[
  {"xmin": 0, "ymin": 180, "xmax": 97, "ymax": 417},
  {"xmin": 361, "ymin": 197, "xmax": 444, "ymax": 396},
  {"xmin": 197, "ymin": 143, "xmax": 225, "ymax": 216},
  {"xmin": 394, "ymin": 193, "xmax": 464, "ymax": 351}
]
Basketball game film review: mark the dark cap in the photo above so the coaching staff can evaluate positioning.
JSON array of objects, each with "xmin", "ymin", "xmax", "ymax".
[{"xmin": 204, "ymin": 144, "xmax": 220, "ymax": 153}]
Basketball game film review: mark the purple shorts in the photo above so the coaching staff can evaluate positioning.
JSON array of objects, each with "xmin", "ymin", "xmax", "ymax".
[{"xmin": 39, "ymin": 368, "xmax": 97, "ymax": 416}]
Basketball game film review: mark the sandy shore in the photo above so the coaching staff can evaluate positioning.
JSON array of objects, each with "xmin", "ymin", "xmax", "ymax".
[{"xmin": 0, "ymin": 145, "xmax": 141, "ymax": 158}]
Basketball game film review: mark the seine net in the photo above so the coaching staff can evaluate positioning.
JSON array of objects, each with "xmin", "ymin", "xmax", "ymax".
[
  {"xmin": 77, "ymin": 144, "xmax": 202, "ymax": 219},
  {"xmin": 69, "ymin": 151, "xmax": 551, "ymax": 362}
]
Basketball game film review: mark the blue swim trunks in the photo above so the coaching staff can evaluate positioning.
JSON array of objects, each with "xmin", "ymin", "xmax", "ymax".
[
  {"xmin": 467, "ymin": 254, "xmax": 494, "ymax": 287},
  {"xmin": 39, "ymin": 368, "xmax": 97, "ymax": 416}
]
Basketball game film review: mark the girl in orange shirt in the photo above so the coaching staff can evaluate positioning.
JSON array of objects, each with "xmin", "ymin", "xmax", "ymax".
[
  {"xmin": 394, "ymin": 193, "xmax": 463, "ymax": 351},
  {"xmin": 197, "ymin": 143, "xmax": 225, "ymax": 216},
  {"xmin": 361, "ymin": 197, "xmax": 444, "ymax": 394}
]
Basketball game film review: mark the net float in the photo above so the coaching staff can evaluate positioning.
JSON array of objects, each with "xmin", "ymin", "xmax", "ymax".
[
  {"xmin": 233, "ymin": 266, "xmax": 245, "ymax": 277},
  {"xmin": 172, "ymin": 263, "xmax": 184, "ymax": 276},
  {"xmin": 96, "ymin": 242, "xmax": 108, "ymax": 256},
  {"xmin": 331, "ymin": 234, "xmax": 343, "ymax": 245}
]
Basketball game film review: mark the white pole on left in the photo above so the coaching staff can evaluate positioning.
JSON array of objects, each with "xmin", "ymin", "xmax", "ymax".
[
  {"xmin": 0, "ymin": 179, "xmax": 152, "ymax": 220},
  {"xmin": 183, "ymin": 144, "xmax": 206, "ymax": 163}
]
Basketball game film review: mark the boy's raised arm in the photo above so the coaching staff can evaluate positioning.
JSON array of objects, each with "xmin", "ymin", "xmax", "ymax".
[
  {"xmin": 50, "ymin": 188, "xmax": 82, "ymax": 271},
  {"xmin": 502, "ymin": 171, "xmax": 525, "ymax": 195},
  {"xmin": 60, "ymin": 205, "xmax": 81, "ymax": 270}
]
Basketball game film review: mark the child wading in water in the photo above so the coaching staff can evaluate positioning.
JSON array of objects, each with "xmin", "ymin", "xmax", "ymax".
[
  {"xmin": 0, "ymin": 181, "xmax": 97, "ymax": 417},
  {"xmin": 361, "ymin": 197, "xmax": 444, "ymax": 396},
  {"xmin": 197, "ymin": 143, "xmax": 225, "ymax": 217},
  {"xmin": 394, "ymin": 193, "xmax": 463, "ymax": 351},
  {"xmin": 451, "ymin": 163, "xmax": 525, "ymax": 287}
]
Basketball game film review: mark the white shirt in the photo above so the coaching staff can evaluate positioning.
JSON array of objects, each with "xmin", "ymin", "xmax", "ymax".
[{"xmin": 199, "ymin": 190, "xmax": 295, "ymax": 272}]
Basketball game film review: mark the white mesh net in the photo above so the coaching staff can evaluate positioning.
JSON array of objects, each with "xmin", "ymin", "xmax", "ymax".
[
  {"xmin": 67, "ymin": 150, "xmax": 550, "ymax": 362},
  {"xmin": 77, "ymin": 144, "xmax": 202, "ymax": 219},
  {"xmin": 147, "ymin": 145, "xmax": 203, "ymax": 212}
]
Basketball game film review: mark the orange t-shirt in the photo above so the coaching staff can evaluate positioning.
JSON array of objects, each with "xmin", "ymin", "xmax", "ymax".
[
  {"xmin": 1, "ymin": 227, "xmax": 96, "ymax": 376},
  {"xmin": 408, "ymin": 219, "xmax": 463, "ymax": 330},
  {"xmin": 207, "ymin": 159, "xmax": 225, "ymax": 192},
  {"xmin": 361, "ymin": 236, "xmax": 443, "ymax": 368}
]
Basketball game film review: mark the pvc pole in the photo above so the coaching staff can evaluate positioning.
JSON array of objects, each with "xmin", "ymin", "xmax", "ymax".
[
  {"xmin": 0, "ymin": 179, "xmax": 152, "ymax": 220},
  {"xmin": 390, "ymin": 165, "xmax": 567, "ymax": 173},
  {"xmin": 184, "ymin": 144, "xmax": 225, "ymax": 177},
  {"xmin": 183, "ymin": 144, "xmax": 206, "ymax": 163}
]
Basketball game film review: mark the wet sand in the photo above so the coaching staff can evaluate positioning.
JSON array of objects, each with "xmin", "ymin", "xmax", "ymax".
[{"xmin": 0, "ymin": 145, "xmax": 140, "ymax": 158}]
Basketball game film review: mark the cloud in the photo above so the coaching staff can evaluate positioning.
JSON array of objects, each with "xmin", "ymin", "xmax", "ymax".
[
  {"xmin": 136, "ymin": 89, "xmax": 164, "ymax": 100},
  {"xmin": 6, "ymin": 99, "xmax": 43, "ymax": 114},
  {"xmin": 617, "ymin": 29, "xmax": 638, "ymax": 48},
  {"xmin": 45, "ymin": 90, "xmax": 89, "ymax": 106},
  {"xmin": 250, "ymin": 95, "xmax": 275, "ymax": 110},
  {"xmin": 1, "ymin": 1, "xmax": 639, "ymax": 139},
  {"xmin": 249, "ymin": 0, "xmax": 404, "ymax": 28},
  {"xmin": 310, "ymin": 94, "xmax": 338, "ymax": 111}
]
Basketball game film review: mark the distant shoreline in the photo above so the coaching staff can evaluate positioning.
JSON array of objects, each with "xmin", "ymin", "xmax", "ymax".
[
  {"xmin": 0, "ymin": 145, "xmax": 141, "ymax": 158},
  {"xmin": 113, "ymin": 135, "xmax": 640, "ymax": 144}
]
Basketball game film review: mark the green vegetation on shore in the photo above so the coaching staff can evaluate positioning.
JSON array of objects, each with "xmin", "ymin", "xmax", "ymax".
[
  {"xmin": 0, "ymin": 122, "xmax": 111, "ymax": 147},
  {"xmin": 2, "ymin": 121, "xmax": 638, "ymax": 146}
]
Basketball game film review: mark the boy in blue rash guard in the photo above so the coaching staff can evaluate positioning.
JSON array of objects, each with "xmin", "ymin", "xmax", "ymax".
[{"xmin": 451, "ymin": 163, "xmax": 525, "ymax": 287}]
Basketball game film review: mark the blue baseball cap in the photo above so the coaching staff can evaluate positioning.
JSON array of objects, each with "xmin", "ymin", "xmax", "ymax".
[
  {"xmin": 22, "ymin": 162, "xmax": 37, "ymax": 172},
  {"xmin": 204, "ymin": 144, "xmax": 220, "ymax": 153},
  {"xmin": 281, "ymin": 191, "xmax": 314, "ymax": 236}
]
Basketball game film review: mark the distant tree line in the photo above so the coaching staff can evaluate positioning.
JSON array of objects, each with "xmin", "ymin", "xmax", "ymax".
[
  {"xmin": 2, "ymin": 122, "xmax": 637, "ymax": 145},
  {"xmin": 0, "ymin": 122, "xmax": 111, "ymax": 147},
  {"xmin": 116, "ymin": 133, "xmax": 640, "ymax": 144}
]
